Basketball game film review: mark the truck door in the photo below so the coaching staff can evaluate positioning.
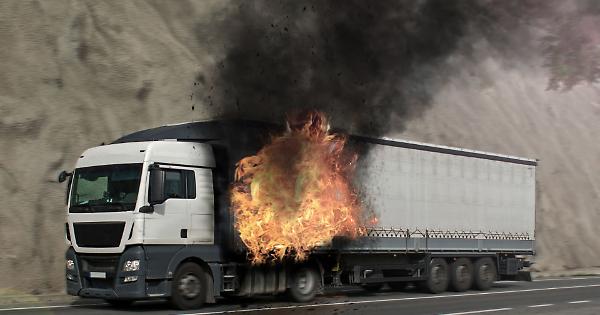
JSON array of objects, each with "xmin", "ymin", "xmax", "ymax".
[
  {"xmin": 143, "ymin": 166, "xmax": 192, "ymax": 244},
  {"xmin": 188, "ymin": 168, "xmax": 214, "ymax": 244}
]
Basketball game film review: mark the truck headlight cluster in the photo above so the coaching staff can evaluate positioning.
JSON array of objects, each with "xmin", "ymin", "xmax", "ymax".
[
  {"xmin": 123, "ymin": 260, "xmax": 140, "ymax": 272},
  {"xmin": 66, "ymin": 259, "xmax": 75, "ymax": 270}
]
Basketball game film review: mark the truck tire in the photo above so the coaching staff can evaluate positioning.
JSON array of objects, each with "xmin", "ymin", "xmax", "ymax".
[
  {"xmin": 288, "ymin": 267, "xmax": 320, "ymax": 303},
  {"xmin": 473, "ymin": 257, "xmax": 496, "ymax": 291},
  {"xmin": 425, "ymin": 258, "xmax": 449, "ymax": 294},
  {"xmin": 449, "ymin": 258, "xmax": 473, "ymax": 292},
  {"xmin": 170, "ymin": 262, "xmax": 207, "ymax": 310}
]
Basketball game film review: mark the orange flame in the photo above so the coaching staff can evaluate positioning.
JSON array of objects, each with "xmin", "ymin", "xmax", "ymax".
[{"xmin": 231, "ymin": 111, "xmax": 364, "ymax": 263}]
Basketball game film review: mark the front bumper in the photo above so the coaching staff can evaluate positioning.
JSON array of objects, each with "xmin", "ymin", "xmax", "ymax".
[{"xmin": 65, "ymin": 246, "xmax": 155, "ymax": 300}]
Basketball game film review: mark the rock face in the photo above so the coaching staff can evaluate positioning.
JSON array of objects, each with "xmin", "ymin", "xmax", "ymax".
[
  {"xmin": 0, "ymin": 1, "xmax": 220, "ymax": 294},
  {"xmin": 1, "ymin": 1, "xmax": 599, "ymax": 294}
]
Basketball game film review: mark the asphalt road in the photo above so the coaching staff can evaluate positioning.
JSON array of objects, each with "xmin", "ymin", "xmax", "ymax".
[{"xmin": 2, "ymin": 276, "xmax": 600, "ymax": 315}]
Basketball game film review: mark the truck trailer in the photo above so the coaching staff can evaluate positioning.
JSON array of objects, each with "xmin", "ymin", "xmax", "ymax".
[{"xmin": 60, "ymin": 120, "xmax": 536, "ymax": 309}]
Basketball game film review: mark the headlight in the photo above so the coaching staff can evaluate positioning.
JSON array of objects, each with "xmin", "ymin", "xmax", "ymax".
[
  {"xmin": 123, "ymin": 260, "xmax": 140, "ymax": 272},
  {"xmin": 66, "ymin": 259, "xmax": 75, "ymax": 270}
]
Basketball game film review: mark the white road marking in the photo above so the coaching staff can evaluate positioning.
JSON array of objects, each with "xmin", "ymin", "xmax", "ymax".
[
  {"xmin": 534, "ymin": 276, "xmax": 600, "ymax": 282},
  {"xmin": 181, "ymin": 283, "xmax": 600, "ymax": 315},
  {"xmin": 440, "ymin": 308, "xmax": 512, "ymax": 315},
  {"xmin": 527, "ymin": 304, "xmax": 553, "ymax": 308},
  {"xmin": 0, "ymin": 303, "xmax": 106, "ymax": 312},
  {"xmin": 568, "ymin": 300, "xmax": 591, "ymax": 304}
]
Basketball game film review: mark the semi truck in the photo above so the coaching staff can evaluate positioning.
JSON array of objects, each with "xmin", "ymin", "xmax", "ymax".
[{"xmin": 60, "ymin": 120, "xmax": 536, "ymax": 309}]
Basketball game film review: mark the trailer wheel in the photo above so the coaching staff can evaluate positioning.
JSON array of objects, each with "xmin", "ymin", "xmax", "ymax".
[
  {"xmin": 288, "ymin": 267, "xmax": 320, "ymax": 303},
  {"xmin": 170, "ymin": 262, "xmax": 207, "ymax": 310},
  {"xmin": 473, "ymin": 257, "xmax": 496, "ymax": 291},
  {"xmin": 450, "ymin": 258, "xmax": 473, "ymax": 292},
  {"xmin": 425, "ymin": 258, "xmax": 449, "ymax": 294}
]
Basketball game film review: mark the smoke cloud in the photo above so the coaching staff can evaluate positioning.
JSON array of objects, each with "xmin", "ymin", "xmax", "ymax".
[
  {"xmin": 193, "ymin": 0, "xmax": 600, "ymax": 136},
  {"xmin": 193, "ymin": 1, "xmax": 480, "ymax": 134}
]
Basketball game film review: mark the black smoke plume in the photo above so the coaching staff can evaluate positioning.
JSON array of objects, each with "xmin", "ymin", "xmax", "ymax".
[{"xmin": 193, "ymin": 0, "xmax": 590, "ymax": 135}]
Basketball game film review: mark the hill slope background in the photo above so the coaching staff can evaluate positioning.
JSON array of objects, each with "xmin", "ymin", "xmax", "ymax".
[{"xmin": 1, "ymin": 1, "xmax": 599, "ymax": 294}]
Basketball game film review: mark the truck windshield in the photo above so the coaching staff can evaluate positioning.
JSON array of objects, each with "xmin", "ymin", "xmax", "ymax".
[{"xmin": 69, "ymin": 163, "xmax": 143, "ymax": 213}]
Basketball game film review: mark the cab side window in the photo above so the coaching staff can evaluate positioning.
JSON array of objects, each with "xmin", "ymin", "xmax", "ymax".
[
  {"xmin": 164, "ymin": 170, "xmax": 185, "ymax": 198},
  {"xmin": 160, "ymin": 169, "xmax": 196, "ymax": 200}
]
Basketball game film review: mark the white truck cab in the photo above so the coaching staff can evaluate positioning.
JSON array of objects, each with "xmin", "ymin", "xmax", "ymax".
[{"xmin": 65, "ymin": 140, "xmax": 222, "ymax": 307}]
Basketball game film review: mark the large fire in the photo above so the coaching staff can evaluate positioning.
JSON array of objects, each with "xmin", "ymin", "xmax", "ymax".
[{"xmin": 231, "ymin": 111, "xmax": 365, "ymax": 263}]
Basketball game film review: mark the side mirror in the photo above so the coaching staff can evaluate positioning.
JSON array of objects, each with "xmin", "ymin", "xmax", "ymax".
[
  {"xmin": 148, "ymin": 167, "xmax": 165, "ymax": 205},
  {"xmin": 58, "ymin": 170, "xmax": 72, "ymax": 183},
  {"xmin": 139, "ymin": 205, "xmax": 154, "ymax": 213}
]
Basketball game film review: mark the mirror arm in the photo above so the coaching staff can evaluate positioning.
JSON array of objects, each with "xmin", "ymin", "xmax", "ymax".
[{"xmin": 58, "ymin": 170, "xmax": 73, "ymax": 183}]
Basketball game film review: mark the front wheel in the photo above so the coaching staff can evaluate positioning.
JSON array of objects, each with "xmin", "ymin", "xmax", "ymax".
[
  {"xmin": 288, "ymin": 267, "xmax": 320, "ymax": 303},
  {"xmin": 170, "ymin": 262, "xmax": 207, "ymax": 310}
]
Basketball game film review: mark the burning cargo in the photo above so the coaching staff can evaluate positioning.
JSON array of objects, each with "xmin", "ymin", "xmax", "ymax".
[{"xmin": 60, "ymin": 115, "xmax": 535, "ymax": 309}]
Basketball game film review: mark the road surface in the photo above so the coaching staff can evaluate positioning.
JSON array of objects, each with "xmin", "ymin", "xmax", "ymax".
[{"xmin": 2, "ymin": 276, "xmax": 600, "ymax": 315}]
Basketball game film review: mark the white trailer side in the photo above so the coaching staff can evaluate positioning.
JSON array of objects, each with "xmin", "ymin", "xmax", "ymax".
[
  {"xmin": 320, "ymin": 137, "xmax": 536, "ymax": 254},
  {"xmin": 357, "ymin": 139, "xmax": 536, "ymax": 239}
]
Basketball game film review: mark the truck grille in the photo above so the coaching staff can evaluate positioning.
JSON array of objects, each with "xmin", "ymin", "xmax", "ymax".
[
  {"xmin": 73, "ymin": 222, "xmax": 125, "ymax": 248},
  {"xmin": 80, "ymin": 255, "xmax": 120, "ymax": 273},
  {"xmin": 86, "ymin": 278, "xmax": 114, "ymax": 289},
  {"xmin": 79, "ymin": 255, "xmax": 120, "ymax": 290}
]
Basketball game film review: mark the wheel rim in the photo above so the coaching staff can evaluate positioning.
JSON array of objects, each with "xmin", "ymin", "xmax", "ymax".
[
  {"xmin": 178, "ymin": 273, "xmax": 201, "ymax": 299},
  {"xmin": 431, "ymin": 264, "xmax": 447, "ymax": 285},
  {"xmin": 456, "ymin": 265, "xmax": 470, "ymax": 284},
  {"xmin": 479, "ymin": 264, "xmax": 491, "ymax": 282},
  {"xmin": 295, "ymin": 270, "xmax": 315, "ymax": 295}
]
